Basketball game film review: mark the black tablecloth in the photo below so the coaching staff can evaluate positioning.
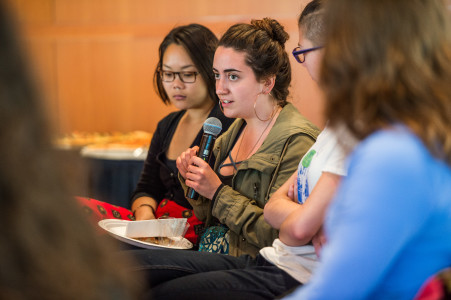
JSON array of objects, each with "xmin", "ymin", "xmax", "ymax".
[{"xmin": 84, "ymin": 158, "xmax": 144, "ymax": 208}]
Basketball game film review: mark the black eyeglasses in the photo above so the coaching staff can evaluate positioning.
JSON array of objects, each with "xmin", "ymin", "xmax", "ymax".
[
  {"xmin": 159, "ymin": 70, "xmax": 199, "ymax": 83},
  {"xmin": 292, "ymin": 46, "xmax": 324, "ymax": 63}
]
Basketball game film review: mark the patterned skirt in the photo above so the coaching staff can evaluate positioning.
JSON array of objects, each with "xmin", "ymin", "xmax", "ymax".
[{"xmin": 77, "ymin": 196, "xmax": 203, "ymax": 245}]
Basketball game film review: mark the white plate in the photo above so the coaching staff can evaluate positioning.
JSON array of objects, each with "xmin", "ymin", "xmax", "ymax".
[{"xmin": 98, "ymin": 219, "xmax": 193, "ymax": 250}]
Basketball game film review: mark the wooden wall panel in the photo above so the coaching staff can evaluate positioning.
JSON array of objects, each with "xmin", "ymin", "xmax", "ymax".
[
  {"xmin": 56, "ymin": 41, "xmax": 93, "ymax": 132},
  {"xmin": 10, "ymin": 0, "xmax": 54, "ymax": 24},
  {"xmin": 24, "ymin": 39, "xmax": 59, "ymax": 126},
  {"xmin": 7, "ymin": 0, "xmax": 325, "ymax": 135},
  {"xmin": 128, "ymin": 37, "xmax": 176, "ymax": 132}
]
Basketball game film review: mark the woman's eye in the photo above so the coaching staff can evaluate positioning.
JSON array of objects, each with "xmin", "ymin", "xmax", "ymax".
[
  {"xmin": 182, "ymin": 72, "xmax": 194, "ymax": 79},
  {"xmin": 162, "ymin": 71, "xmax": 173, "ymax": 78},
  {"xmin": 228, "ymin": 74, "xmax": 238, "ymax": 81}
]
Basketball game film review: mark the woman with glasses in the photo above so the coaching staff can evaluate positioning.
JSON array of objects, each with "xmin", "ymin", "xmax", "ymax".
[
  {"xmin": 261, "ymin": 0, "xmax": 357, "ymax": 287},
  {"xmin": 79, "ymin": 24, "xmax": 234, "ymax": 245},
  {"xmin": 128, "ymin": 17, "xmax": 320, "ymax": 300},
  {"xmin": 130, "ymin": 24, "xmax": 234, "ymax": 245},
  {"xmin": 292, "ymin": 17, "xmax": 324, "ymax": 83}
]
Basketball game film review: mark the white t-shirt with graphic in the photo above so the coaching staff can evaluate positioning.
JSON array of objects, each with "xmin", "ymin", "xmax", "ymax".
[
  {"xmin": 260, "ymin": 126, "xmax": 350, "ymax": 283},
  {"xmin": 296, "ymin": 126, "xmax": 348, "ymax": 204}
]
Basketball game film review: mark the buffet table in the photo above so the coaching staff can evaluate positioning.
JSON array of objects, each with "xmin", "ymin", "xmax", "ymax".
[
  {"xmin": 81, "ymin": 144, "xmax": 147, "ymax": 208},
  {"xmin": 84, "ymin": 157, "xmax": 144, "ymax": 208},
  {"xmin": 56, "ymin": 131, "xmax": 151, "ymax": 208}
]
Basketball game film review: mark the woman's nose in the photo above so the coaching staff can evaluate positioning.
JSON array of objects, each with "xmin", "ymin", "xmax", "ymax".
[
  {"xmin": 172, "ymin": 75, "xmax": 185, "ymax": 89},
  {"xmin": 215, "ymin": 78, "xmax": 227, "ymax": 94}
]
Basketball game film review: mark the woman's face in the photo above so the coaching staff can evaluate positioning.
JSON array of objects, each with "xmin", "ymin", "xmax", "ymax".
[
  {"xmin": 161, "ymin": 43, "xmax": 211, "ymax": 110},
  {"xmin": 298, "ymin": 28, "xmax": 323, "ymax": 82},
  {"xmin": 213, "ymin": 46, "xmax": 263, "ymax": 119}
]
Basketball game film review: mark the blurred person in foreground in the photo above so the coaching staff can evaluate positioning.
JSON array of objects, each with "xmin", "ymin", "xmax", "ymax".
[
  {"xmin": 285, "ymin": 0, "xmax": 451, "ymax": 299},
  {"xmin": 0, "ymin": 2, "xmax": 138, "ymax": 299}
]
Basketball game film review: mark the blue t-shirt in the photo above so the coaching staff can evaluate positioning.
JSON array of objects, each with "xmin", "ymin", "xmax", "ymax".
[{"xmin": 286, "ymin": 127, "xmax": 451, "ymax": 299}]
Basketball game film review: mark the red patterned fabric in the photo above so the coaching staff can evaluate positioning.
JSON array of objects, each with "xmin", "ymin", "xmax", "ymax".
[
  {"xmin": 77, "ymin": 196, "xmax": 135, "ymax": 222},
  {"xmin": 77, "ymin": 196, "xmax": 202, "ymax": 244}
]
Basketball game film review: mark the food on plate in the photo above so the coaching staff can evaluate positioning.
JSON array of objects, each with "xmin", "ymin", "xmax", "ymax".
[
  {"xmin": 133, "ymin": 236, "xmax": 173, "ymax": 246},
  {"xmin": 55, "ymin": 130, "xmax": 152, "ymax": 150}
]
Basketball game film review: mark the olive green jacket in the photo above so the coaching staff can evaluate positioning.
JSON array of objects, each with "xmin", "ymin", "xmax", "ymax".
[{"xmin": 180, "ymin": 103, "xmax": 319, "ymax": 257}]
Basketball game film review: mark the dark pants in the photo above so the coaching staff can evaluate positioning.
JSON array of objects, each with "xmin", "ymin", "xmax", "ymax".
[{"xmin": 128, "ymin": 249, "xmax": 301, "ymax": 300}]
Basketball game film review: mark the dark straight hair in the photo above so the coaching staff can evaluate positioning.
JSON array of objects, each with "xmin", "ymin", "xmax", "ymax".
[{"xmin": 154, "ymin": 24, "xmax": 219, "ymax": 105}]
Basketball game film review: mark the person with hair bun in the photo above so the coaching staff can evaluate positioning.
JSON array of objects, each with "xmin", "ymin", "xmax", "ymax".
[
  {"xmin": 128, "ymin": 17, "xmax": 319, "ymax": 299},
  {"xmin": 175, "ymin": 17, "xmax": 319, "ymax": 258}
]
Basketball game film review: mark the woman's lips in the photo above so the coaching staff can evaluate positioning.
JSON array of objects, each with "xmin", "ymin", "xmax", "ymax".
[
  {"xmin": 173, "ymin": 95, "xmax": 186, "ymax": 100},
  {"xmin": 220, "ymin": 99, "xmax": 233, "ymax": 106}
]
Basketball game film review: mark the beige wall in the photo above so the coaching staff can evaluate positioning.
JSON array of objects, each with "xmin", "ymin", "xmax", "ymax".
[{"xmin": 7, "ymin": 0, "xmax": 324, "ymax": 135}]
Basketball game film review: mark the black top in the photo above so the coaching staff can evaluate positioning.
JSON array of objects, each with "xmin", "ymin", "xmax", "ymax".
[
  {"xmin": 130, "ymin": 103, "xmax": 234, "ymax": 209},
  {"xmin": 218, "ymin": 122, "xmax": 246, "ymax": 176}
]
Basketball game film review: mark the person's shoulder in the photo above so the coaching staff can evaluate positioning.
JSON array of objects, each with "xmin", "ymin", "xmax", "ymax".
[
  {"xmin": 277, "ymin": 103, "xmax": 320, "ymax": 139},
  {"xmin": 360, "ymin": 127, "xmax": 423, "ymax": 156},
  {"xmin": 159, "ymin": 110, "xmax": 185, "ymax": 123},
  {"xmin": 351, "ymin": 126, "xmax": 433, "ymax": 174},
  {"xmin": 215, "ymin": 118, "xmax": 243, "ymax": 145},
  {"xmin": 155, "ymin": 110, "xmax": 185, "ymax": 129}
]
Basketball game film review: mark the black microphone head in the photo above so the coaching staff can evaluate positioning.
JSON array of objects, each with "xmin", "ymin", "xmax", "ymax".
[{"xmin": 203, "ymin": 117, "xmax": 222, "ymax": 137}]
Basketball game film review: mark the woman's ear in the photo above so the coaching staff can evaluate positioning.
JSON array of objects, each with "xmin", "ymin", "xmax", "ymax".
[{"xmin": 261, "ymin": 75, "xmax": 276, "ymax": 94}]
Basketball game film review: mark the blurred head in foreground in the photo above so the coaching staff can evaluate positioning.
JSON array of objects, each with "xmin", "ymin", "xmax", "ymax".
[
  {"xmin": 0, "ymin": 2, "xmax": 138, "ymax": 299},
  {"xmin": 321, "ymin": 0, "xmax": 451, "ymax": 165}
]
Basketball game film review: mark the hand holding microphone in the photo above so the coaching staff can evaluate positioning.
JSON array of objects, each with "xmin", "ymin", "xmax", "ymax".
[{"xmin": 185, "ymin": 117, "xmax": 222, "ymax": 200}]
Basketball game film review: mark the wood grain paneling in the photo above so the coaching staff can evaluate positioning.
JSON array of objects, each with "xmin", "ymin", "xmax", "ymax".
[{"xmin": 7, "ymin": 0, "xmax": 324, "ymax": 134}]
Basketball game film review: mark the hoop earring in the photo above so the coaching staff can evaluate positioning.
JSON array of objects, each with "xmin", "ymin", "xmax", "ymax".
[
  {"xmin": 219, "ymin": 100, "xmax": 224, "ymax": 114},
  {"xmin": 254, "ymin": 93, "xmax": 277, "ymax": 122}
]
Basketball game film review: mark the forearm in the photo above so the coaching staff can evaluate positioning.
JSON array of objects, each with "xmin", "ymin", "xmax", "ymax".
[
  {"xmin": 264, "ymin": 199, "xmax": 299, "ymax": 229},
  {"xmin": 264, "ymin": 171, "xmax": 298, "ymax": 229},
  {"xmin": 279, "ymin": 172, "xmax": 341, "ymax": 246},
  {"xmin": 131, "ymin": 196, "xmax": 158, "ymax": 220},
  {"xmin": 278, "ymin": 207, "xmax": 314, "ymax": 246}
]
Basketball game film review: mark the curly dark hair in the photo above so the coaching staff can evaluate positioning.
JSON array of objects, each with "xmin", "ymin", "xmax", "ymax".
[{"xmin": 218, "ymin": 17, "xmax": 291, "ymax": 106}]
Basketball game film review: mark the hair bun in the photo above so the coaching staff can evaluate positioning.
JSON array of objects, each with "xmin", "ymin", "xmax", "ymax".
[{"xmin": 251, "ymin": 17, "xmax": 289, "ymax": 47}]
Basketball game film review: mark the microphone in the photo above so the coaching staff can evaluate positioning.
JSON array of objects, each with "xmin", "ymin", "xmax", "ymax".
[{"xmin": 186, "ymin": 117, "xmax": 222, "ymax": 200}]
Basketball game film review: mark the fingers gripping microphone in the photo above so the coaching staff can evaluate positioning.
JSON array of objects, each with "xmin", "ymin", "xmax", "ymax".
[{"xmin": 186, "ymin": 117, "xmax": 222, "ymax": 200}]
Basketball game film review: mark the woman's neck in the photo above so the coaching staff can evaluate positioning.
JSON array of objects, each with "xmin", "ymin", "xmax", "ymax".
[
  {"xmin": 244, "ymin": 105, "xmax": 281, "ymax": 131},
  {"xmin": 184, "ymin": 101, "xmax": 215, "ymax": 124},
  {"xmin": 237, "ymin": 106, "xmax": 281, "ymax": 156}
]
